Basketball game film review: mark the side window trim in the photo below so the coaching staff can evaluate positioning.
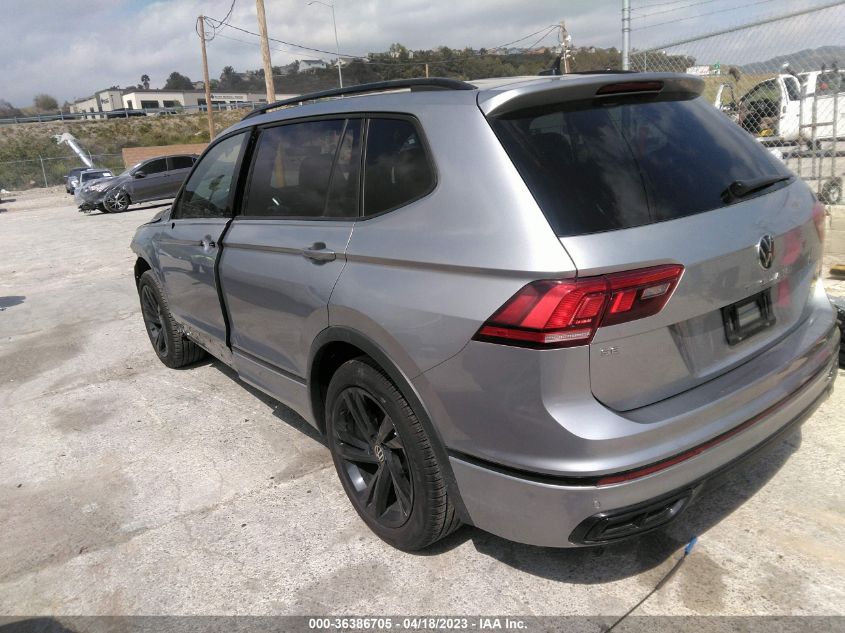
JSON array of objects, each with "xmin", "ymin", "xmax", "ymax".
[
  {"xmin": 171, "ymin": 130, "xmax": 250, "ymax": 221},
  {"xmin": 237, "ymin": 115, "xmax": 360, "ymax": 222},
  {"xmin": 359, "ymin": 114, "xmax": 438, "ymax": 220}
]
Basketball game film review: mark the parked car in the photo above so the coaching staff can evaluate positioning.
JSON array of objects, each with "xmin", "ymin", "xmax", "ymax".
[
  {"xmin": 78, "ymin": 154, "xmax": 196, "ymax": 213},
  {"xmin": 131, "ymin": 76, "xmax": 839, "ymax": 551},
  {"xmin": 104, "ymin": 108, "xmax": 146, "ymax": 119},
  {"xmin": 71, "ymin": 168, "xmax": 114, "ymax": 196},
  {"xmin": 65, "ymin": 166, "xmax": 90, "ymax": 194}
]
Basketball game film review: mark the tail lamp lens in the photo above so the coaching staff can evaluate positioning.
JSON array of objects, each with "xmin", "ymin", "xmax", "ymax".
[{"xmin": 473, "ymin": 265, "xmax": 684, "ymax": 349}]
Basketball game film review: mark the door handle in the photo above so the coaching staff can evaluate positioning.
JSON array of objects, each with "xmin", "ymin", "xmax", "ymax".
[
  {"xmin": 200, "ymin": 236, "xmax": 216, "ymax": 250},
  {"xmin": 301, "ymin": 242, "xmax": 336, "ymax": 262}
]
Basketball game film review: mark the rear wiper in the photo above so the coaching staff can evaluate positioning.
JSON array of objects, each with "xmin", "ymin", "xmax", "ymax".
[{"xmin": 721, "ymin": 175, "xmax": 792, "ymax": 203}]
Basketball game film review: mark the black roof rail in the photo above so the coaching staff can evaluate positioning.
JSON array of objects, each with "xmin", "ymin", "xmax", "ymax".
[{"xmin": 241, "ymin": 77, "xmax": 476, "ymax": 121}]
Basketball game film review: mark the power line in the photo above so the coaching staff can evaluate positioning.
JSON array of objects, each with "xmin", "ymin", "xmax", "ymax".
[
  {"xmin": 632, "ymin": 0, "xmax": 695, "ymax": 9},
  {"xmin": 208, "ymin": 19, "xmax": 562, "ymax": 65},
  {"xmin": 521, "ymin": 26, "xmax": 560, "ymax": 52},
  {"xmin": 632, "ymin": 0, "xmax": 729, "ymax": 19},
  {"xmin": 205, "ymin": 15, "xmax": 365, "ymax": 57},
  {"xmin": 634, "ymin": 0, "xmax": 781, "ymax": 29}
]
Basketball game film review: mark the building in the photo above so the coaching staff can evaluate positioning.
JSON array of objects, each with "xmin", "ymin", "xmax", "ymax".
[
  {"xmin": 298, "ymin": 59, "xmax": 328, "ymax": 72},
  {"xmin": 121, "ymin": 89, "xmax": 270, "ymax": 110},
  {"xmin": 70, "ymin": 88, "xmax": 125, "ymax": 118}
]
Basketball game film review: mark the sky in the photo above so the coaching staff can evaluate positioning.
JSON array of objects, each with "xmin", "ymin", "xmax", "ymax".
[{"xmin": 1, "ymin": 0, "xmax": 843, "ymax": 107}]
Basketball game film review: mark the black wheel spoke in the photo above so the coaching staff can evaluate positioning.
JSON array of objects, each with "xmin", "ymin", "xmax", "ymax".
[
  {"xmin": 384, "ymin": 435, "xmax": 404, "ymax": 450},
  {"xmin": 337, "ymin": 443, "xmax": 378, "ymax": 464},
  {"xmin": 385, "ymin": 451, "xmax": 412, "ymax": 517},
  {"xmin": 376, "ymin": 414, "xmax": 393, "ymax": 444},
  {"xmin": 366, "ymin": 464, "xmax": 391, "ymax": 516},
  {"xmin": 336, "ymin": 429, "xmax": 369, "ymax": 451},
  {"xmin": 343, "ymin": 390, "xmax": 376, "ymax": 440}
]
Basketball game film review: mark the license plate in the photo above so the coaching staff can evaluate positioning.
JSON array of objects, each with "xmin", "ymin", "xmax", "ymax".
[{"xmin": 721, "ymin": 289, "xmax": 776, "ymax": 345}]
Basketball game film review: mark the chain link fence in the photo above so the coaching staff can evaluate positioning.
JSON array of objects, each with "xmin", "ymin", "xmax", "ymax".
[
  {"xmin": 0, "ymin": 154, "xmax": 124, "ymax": 191},
  {"xmin": 630, "ymin": 1, "xmax": 845, "ymax": 203}
]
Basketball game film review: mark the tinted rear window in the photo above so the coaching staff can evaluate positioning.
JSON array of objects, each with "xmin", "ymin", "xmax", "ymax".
[{"xmin": 492, "ymin": 96, "xmax": 791, "ymax": 237}]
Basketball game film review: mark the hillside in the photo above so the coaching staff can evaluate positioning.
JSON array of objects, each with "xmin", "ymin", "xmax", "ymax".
[
  {"xmin": 739, "ymin": 45, "xmax": 845, "ymax": 74},
  {"xmin": 0, "ymin": 110, "xmax": 244, "ymax": 190}
]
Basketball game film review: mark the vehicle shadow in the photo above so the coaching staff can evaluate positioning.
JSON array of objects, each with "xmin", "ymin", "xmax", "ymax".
[
  {"xmin": 81, "ymin": 201, "xmax": 171, "ymax": 216},
  {"xmin": 0, "ymin": 618, "xmax": 77, "ymax": 633},
  {"xmin": 418, "ymin": 430, "xmax": 801, "ymax": 583},
  {"xmin": 205, "ymin": 358, "xmax": 327, "ymax": 447},
  {"xmin": 0, "ymin": 295, "xmax": 25, "ymax": 310}
]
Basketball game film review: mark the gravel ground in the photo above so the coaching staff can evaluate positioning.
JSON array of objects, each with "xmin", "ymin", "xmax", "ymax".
[{"xmin": 0, "ymin": 187, "xmax": 843, "ymax": 626}]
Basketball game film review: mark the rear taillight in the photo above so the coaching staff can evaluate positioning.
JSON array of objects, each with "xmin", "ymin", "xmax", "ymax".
[
  {"xmin": 473, "ymin": 265, "xmax": 684, "ymax": 349},
  {"xmin": 812, "ymin": 200, "xmax": 826, "ymax": 243}
]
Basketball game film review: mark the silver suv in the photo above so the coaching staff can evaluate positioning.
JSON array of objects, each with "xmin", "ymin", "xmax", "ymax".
[{"xmin": 131, "ymin": 75, "xmax": 839, "ymax": 550}]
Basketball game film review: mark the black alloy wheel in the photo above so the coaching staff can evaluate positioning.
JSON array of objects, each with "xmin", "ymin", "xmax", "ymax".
[
  {"xmin": 136, "ymin": 271, "xmax": 206, "ymax": 368},
  {"xmin": 140, "ymin": 282, "xmax": 168, "ymax": 359},
  {"xmin": 330, "ymin": 386, "xmax": 413, "ymax": 528},
  {"xmin": 325, "ymin": 358, "xmax": 462, "ymax": 550}
]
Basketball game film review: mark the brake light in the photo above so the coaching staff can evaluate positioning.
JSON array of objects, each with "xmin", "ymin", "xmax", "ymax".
[
  {"xmin": 596, "ymin": 81, "xmax": 663, "ymax": 96},
  {"xmin": 812, "ymin": 200, "xmax": 826, "ymax": 243},
  {"xmin": 473, "ymin": 265, "xmax": 684, "ymax": 349}
]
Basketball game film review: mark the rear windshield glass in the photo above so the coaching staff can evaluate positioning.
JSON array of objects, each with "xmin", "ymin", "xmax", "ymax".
[{"xmin": 491, "ymin": 96, "xmax": 791, "ymax": 237}]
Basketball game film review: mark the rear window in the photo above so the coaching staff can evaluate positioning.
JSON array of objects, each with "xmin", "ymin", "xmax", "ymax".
[{"xmin": 491, "ymin": 96, "xmax": 792, "ymax": 237}]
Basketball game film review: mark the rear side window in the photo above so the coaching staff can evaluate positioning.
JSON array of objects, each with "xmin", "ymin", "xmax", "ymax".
[
  {"xmin": 243, "ymin": 119, "xmax": 360, "ymax": 218},
  {"xmin": 168, "ymin": 156, "xmax": 195, "ymax": 170},
  {"xmin": 363, "ymin": 118, "xmax": 434, "ymax": 216},
  {"xmin": 492, "ymin": 96, "xmax": 792, "ymax": 237},
  {"xmin": 141, "ymin": 158, "xmax": 167, "ymax": 175}
]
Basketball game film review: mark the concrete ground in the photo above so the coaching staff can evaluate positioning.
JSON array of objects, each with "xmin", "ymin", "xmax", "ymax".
[{"xmin": 0, "ymin": 187, "xmax": 844, "ymax": 619}]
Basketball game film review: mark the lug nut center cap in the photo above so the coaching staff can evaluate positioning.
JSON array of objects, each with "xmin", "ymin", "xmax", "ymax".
[{"xmin": 373, "ymin": 444, "xmax": 385, "ymax": 462}]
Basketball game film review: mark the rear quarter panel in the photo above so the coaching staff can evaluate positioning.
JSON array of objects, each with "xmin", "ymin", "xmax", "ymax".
[{"xmin": 329, "ymin": 101, "xmax": 575, "ymax": 378}]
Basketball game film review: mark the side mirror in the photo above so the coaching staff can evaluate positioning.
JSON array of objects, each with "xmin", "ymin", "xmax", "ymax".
[{"xmin": 134, "ymin": 171, "xmax": 146, "ymax": 179}]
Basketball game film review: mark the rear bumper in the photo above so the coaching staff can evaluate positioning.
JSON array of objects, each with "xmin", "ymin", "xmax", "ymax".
[{"xmin": 448, "ymin": 349, "xmax": 836, "ymax": 547}]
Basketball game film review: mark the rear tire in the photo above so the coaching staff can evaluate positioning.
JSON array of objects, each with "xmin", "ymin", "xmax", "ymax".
[
  {"xmin": 137, "ymin": 271, "xmax": 206, "ymax": 368},
  {"xmin": 326, "ymin": 358, "xmax": 461, "ymax": 550}
]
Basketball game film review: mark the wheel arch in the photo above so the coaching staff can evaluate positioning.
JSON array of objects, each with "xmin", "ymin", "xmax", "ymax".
[
  {"xmin": 308, "ymin": 326, "xmax": 471, "ymax": 524},
  {"xmin": 134, "ymin": 257, "xmax": 152, "ymax": 286}
]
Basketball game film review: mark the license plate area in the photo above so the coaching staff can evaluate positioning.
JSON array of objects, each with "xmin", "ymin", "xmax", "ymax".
[{"xmin": 721, "ymin": 289, "xmax": 776, "ymax": 345}]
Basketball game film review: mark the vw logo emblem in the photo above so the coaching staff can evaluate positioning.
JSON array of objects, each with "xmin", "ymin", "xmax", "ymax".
[
  {"xmin": 757, "ymin": 235, "xmax": 775, "ymax": 270},
  {"xmin": 373, "ymin": 445, "xmax": 385, "ymax": 462}
]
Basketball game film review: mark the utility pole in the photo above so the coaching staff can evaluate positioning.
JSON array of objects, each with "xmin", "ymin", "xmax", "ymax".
[
  {"xmin": 308, "ymin": 1, "xmax": 343, "ymax": 88},
  {"xmin": 425, "ymin": 63, "xmax": 429, "ymax": 78},
  {"xmin": 622, "ymin": 0, "xmax": 631, "ymax": 70},
  {"xmin": 256, "ymin": 0, "xmax": 277, "ymax": 102},
  {"xmin": 198, "ymin": 16, "xmax": 215, "ymax": 139},
  {"xmin": 560, "ymin": 21, "xmax": 571, "ymax": 74}
]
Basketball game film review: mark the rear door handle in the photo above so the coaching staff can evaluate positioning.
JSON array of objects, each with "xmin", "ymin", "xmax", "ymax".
[
  {"xmin": 302, "ymin": 242, "xmax": 336, "ymax": 262},
  {"xmin": 200, "ymin": 236, "xmax": 216, "ymax": 250}
]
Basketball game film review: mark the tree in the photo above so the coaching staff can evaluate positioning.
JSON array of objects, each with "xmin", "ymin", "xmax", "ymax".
[
  {"xmin": 141, "ymin": 74, "xmax": 150, "ymax": 89},
  {"xmin": 33, "ymin": 94, "xmax": 58, "ymax": 111},
  {"xmin": 218, "ymin": 66, "xmax": 244, "ymax": 90},
  {"xmin": 0, "ymin": 99, "xmax": 20, "ymax": 117},
  {"xmin": 164, "ymin": 71, "xmax": 194, "ymax": 90}
]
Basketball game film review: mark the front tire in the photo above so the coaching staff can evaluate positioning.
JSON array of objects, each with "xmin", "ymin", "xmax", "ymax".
[
  {"xmin": 137, "ymin": 271, "xmax": 206, "ymax": 368},
  {"xmin": 103, "ymin": 188, "xmax": 130, "ymax": 213},
  {"xmin": 326, "ymin": 358, "xmax": 461, "ymax": 550}
]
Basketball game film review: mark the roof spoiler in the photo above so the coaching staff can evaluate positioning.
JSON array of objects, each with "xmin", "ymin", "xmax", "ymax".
[{"xmin": 479, "ymin": 72, "xmax": 704, "ymax": 117}]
